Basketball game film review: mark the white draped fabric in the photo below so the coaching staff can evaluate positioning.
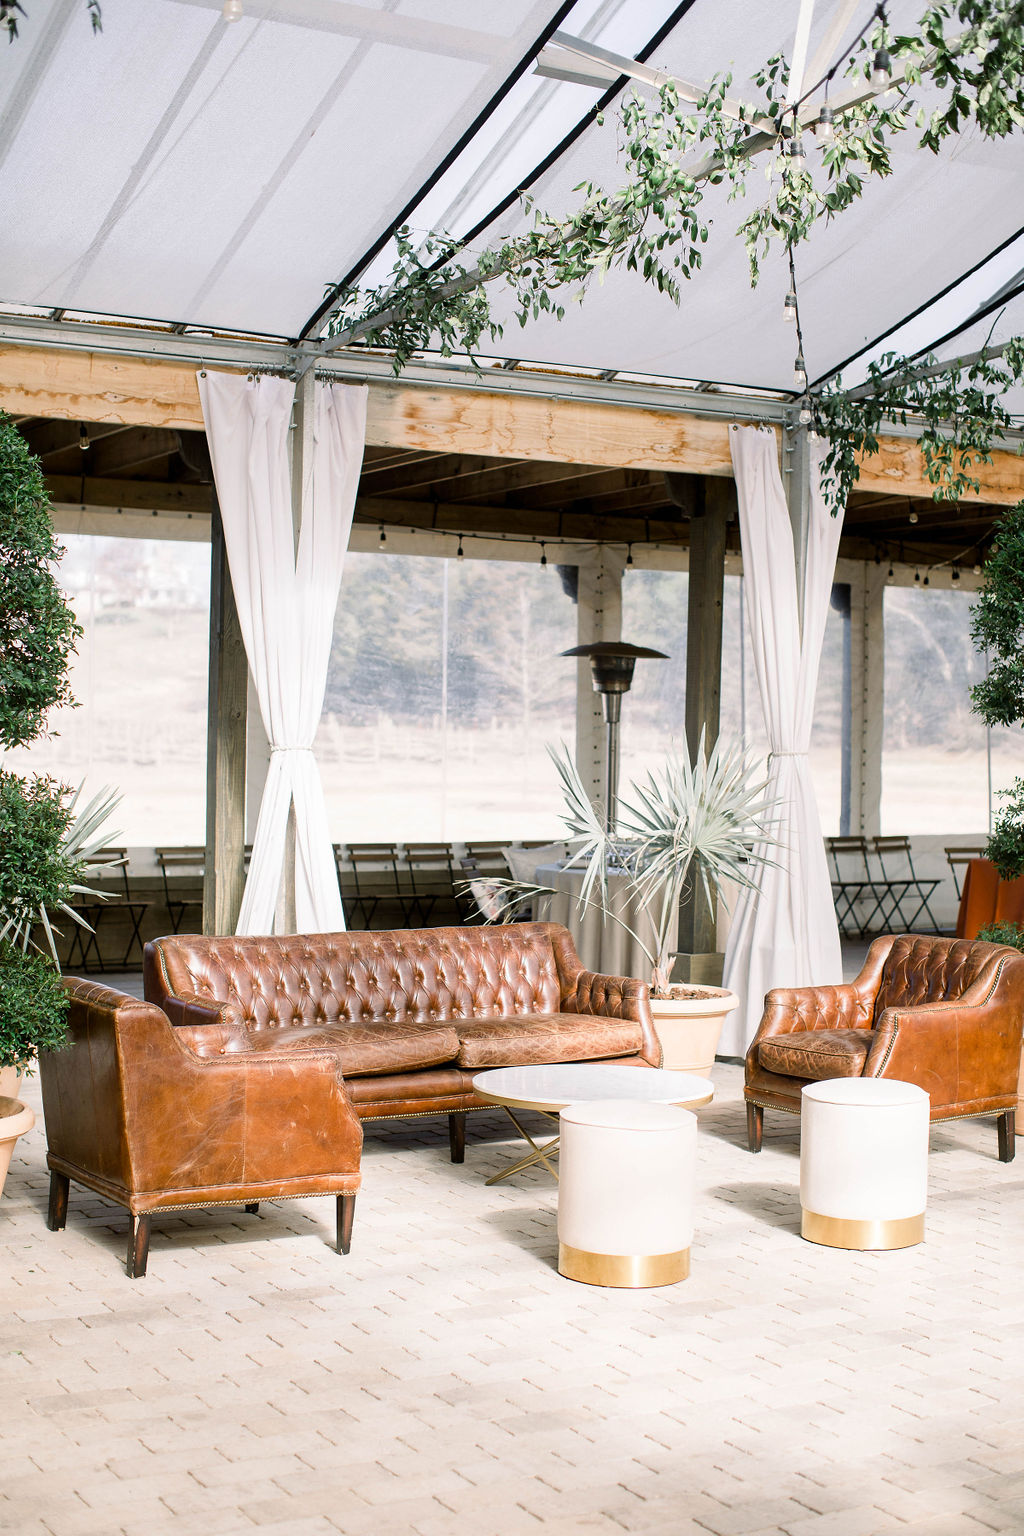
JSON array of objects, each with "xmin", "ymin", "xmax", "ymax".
[
  {"xmin": 721, "ymin": 426, "xmax": 844, "ymax": 1056},
  {"xmin": 198, "ymin": 369, "xmax": 367, "ymax": 935}
]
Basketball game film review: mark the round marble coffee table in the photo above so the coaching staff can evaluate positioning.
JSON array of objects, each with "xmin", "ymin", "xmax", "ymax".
[{"xmin": 472, "ymin": 1063, "xmax": 713, "ymax": 1185}]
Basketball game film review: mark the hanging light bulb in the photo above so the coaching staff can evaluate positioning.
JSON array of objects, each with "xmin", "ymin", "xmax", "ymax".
[
  {"xmin": 798, "ymin": 399, "xmax": 813, "ymax": 426},
  {"xmin": 951, "ymin": 565, "xmax": 960, "ymax": 583},
  {"xmin": 789, "ymin": 135, "xmax": 806, "ymax": 171},
  {"xmin": 539, "ymin": 541, "xmax": 548, "ymax": 567},
  {"xmin": 815, "ymin": 103, "xmax": 835, "ymax": 140},
  {"xmin": 78, "ymin": 423, "xmax": 90, "ymax": 451},
  {"xmin": 908, "ymin": 510, "xmax": 919, "ymax": 524},
  {"xmin": 871, "ymin": 44, "xmax": 892, "ymax": 89},
  {"xmin": 914, "ymin": 568, "xmax": 921, "ymax": 584},
  {"xmin": 923, "ymin": 571, "xmax": 930, "ymax": 586},
  {"xmin": 783, "ymin": 289, "xmax": 797, "ymax": 323},
  {"xmin": 794, "ymin": 353, "xmax": 807, "ymax": 388},
  {"xmin": 222, "ymin": 0, "xmax": 244, "ymax": 19},
  {"xmin": 973, "ymin": 562, "xmax": 983, "ymax": 575},
  {"xmin": 456, "ymin": 534, "xmax": 464, "ymax": 559},
  {"xmin": 378, "ymin": 525, "xmax": 386, "ymax": 548},
  {"xmin": 887, "ymin": 562, "xmax": 894, "ymax": 580}
]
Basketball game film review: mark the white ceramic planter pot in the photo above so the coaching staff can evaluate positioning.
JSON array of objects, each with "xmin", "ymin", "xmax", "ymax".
[
  {"xmin": 0, "ymin": 1094, "xmax": 35, "ymax": 1200},
  {"xmin": 0, "ymin": 1066, "xmax": 25, "ymax": 1100},
  {"xmin": 649, "ymin": 986, "xmax": 739, "ymax": 1075}
]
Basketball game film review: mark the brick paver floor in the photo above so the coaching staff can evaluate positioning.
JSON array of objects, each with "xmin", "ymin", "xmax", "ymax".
[{"xmin": 2, "ymin": 1047, "xmax": 1022, "ymax": 1535}]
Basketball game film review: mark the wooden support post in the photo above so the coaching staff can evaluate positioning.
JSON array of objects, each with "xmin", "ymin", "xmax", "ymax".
[
  {"xmin": 668, "ymin": 474, "xmax": 733, "ymax": 980},
  {"xmin": 203, "ymin": 495, "xmax": 248, "ymax": 936},
  {"xmin": 574, "ymin": 548, "xmax": 623, "ymax": 812},
  {"xmin": 856, "ymin": 561, "xmax": 886, "ymax": 837}
]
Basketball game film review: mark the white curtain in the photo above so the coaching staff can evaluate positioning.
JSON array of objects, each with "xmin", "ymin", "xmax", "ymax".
[
  {"xmin": 198, "ymin": 369, "xmax": 367, "ymax": 935},
  {"xmin": 721, "ymin": 425, "xmax": 844, "ymax": 1055}
]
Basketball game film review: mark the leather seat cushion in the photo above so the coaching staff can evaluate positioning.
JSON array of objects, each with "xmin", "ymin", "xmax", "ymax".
[
  {"xmin": 758, "ymin": 1028, "xmax": 872, "ymax": 1081},
  {"xmin": 455, "ymin": 1012, "xmax": 642, "ymax": 1069},
  {"xmin": 239, "ymin": 1021, "xmax": 460, "ymax": 1076}
]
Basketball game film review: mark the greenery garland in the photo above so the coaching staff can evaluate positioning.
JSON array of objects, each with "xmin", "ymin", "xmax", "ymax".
[{"xmin": 326, "ymin": 2, "xmax": 1024, "ymax": 507}]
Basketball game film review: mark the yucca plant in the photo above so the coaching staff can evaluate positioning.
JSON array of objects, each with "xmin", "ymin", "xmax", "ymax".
[{"xmin": 491, "ymin": 732, "xmax": 777, "ymax": 996}]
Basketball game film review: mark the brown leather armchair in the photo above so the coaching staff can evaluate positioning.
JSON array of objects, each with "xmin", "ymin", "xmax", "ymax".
[
  {"xmin": 745, "ymin": 935, "xmax": 1024, "ymax": 1162},
  {"xmin": 40, "ymin": 978, "xmax": 362, "ymax": 1277}
]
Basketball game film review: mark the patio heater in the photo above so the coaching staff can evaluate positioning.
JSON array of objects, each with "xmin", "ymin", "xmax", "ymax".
[{"xmin": 561, "ymin": 641, "xmax": 668, "ymax": 832}]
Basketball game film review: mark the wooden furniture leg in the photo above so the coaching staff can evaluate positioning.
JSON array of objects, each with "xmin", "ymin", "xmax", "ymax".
[
  {"xmin": 126, "ymin": 1214, "xmax": 152, "ymax": 1279},
  {"xmin": 47, "ymin": 1171, "xmax": 69, "ymax": 1231},
  {"xmin": 746, "ymin": 1102, "xmax": 764, "ymax": 1153},
  {"xmin": 997, "ymin": 1109, "xmax": 1015, "ymax": 1163},
  {"xmin": 336, "ymin": 1192, "xmax": 356, "ymax": 1255},
  {"xmin": 448, "ymin": 1111, "xmax": 467, "ymax": 1164}
]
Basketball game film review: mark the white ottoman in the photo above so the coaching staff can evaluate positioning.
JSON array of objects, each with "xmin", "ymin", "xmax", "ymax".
[
  {"xmin": 557, "ymin": 1099, "xmax": 697, "ymax": 1288},
  {"xmin": 800, "ymin": 1078, "xmax": 929, "ymax": 1251}
]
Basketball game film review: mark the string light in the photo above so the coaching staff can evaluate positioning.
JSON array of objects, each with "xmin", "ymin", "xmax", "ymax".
[
  {"xmin": 973, "ymin": 563, "xmax": 983, "ymax": 575},
  {"xmin": 794, "ymin": 353, "xmax": 807, "ymax": 388},
  {"xmin": 815, "ymin": 103, "xmax": 834, "ymax": 140},
  {"xmin": 871, "ymin": 4, "xmax": 891, "ymax": 87},
  {"xmin": 871, "ymin": 43, "xmax": 892, "ymax": 88},
  {"xmin": 626, "ymin": 543, "xmax": 634, "ymax": 566},
  {"xmin": 923, "ymin": 571, "xmax": 930, "ymax": 586},
  {"xmin": 908, "ymin": 510, "xmax": 919, "ymax": 524},
  {"xmin": 456, "ymin": 535, "xmax": 464, "ymax": 559},
  {"xmin": 914, "ymin": 568, "xmax": 921, "ymax": 584},
  {"xmin": 887, "ymin": 562, "xmax": 894, "ymax": 580},
  {"xmin": 798, "ymin": 399, "xmax": 812, "ymax": 425},
  {"xmin": 783, "ymin": 289, "xmax": 797, "ymax": 323},
  {"xmin": 789, "ymin": 135, "xmax": 806, "ymax": 171},
  {"xmin": 378, "ymin": 524, "xmax": 386, "ymax": 547},
  {"xmin": 222, "ymin": 0, "xmax": 243, "ymax": 19},
  {"xmin": 78, "ymin": 423, "xmax": 90, "ymax": 451},
  {"xmin": 951, "ymin": 566, "xmax": 960, "ymax": 583},
  {"xmin": 539, "ymin": 541, "xmax": 547, "ymax": 567}
]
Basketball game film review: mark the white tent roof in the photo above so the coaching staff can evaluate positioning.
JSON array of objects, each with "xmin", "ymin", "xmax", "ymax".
[{"xmin": 2, "ymin": 0, "xmax": 1022, "ymax": 400}]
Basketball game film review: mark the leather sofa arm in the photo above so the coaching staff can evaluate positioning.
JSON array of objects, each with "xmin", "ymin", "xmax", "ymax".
[
  {"xmin": 566, "ymin": 968, "xmax": 661, "ymax": 1067},
  {"xmin": 864, "ymin": 994, "xmax": 1023, "ymax": 1109},
  {"xmin": 158, "ymin": 989, "xmax": 253, "ymax": 1054}
]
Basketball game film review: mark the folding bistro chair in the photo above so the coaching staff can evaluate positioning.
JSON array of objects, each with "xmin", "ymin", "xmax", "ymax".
[
  {"xmin": 340, "ymin": 844, "xmax": 410, "ymax": 928},
  {"xmin": 65, "ymin": 847, "xmax": 150, "ymax": 970},
  {"xmin": 403, "ymin": 843, "xmax": 457, "ymax": 926},
  {"xmin": 872, "ymin": 836, "xmax": 942, "ymax": 933},
  {"xmin": 155, "ymin": 847, "xmax": 205, "ymax": 934},
  {"xmin": 825, "ymin": 836, "xmax": 890, "ymax": 938}
]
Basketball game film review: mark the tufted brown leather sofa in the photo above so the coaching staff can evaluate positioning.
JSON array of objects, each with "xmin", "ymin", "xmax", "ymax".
[
  {"xmin": 41, "ymin": 978, "xmax": 362, "ymax": 1277},
  {"xmin": 745, "ymin": 934, "xmax": 1024, "ymax": 1161},
  {"xmin": 143, "ymin": 922, "xmax": 661, "ymax": 1162}
]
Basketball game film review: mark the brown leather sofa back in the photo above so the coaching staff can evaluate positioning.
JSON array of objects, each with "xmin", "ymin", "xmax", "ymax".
[
  {"xmin": 146, "ymin": 923, "xmax": 581, "ymax": 1034},
  {"xmin": 872, "ymin": 934, "xmax": 1007, "ymax": 1020}
]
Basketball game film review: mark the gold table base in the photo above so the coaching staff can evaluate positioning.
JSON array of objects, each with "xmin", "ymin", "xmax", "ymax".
[
  {"xmin": 484, "ymin": 1107, "xmax": 561, "ymax": 1185},
  {"xmin": 558, "ymin": 1242, "xmax": 690, "ymax": 1288},
  {"xmin": 801, "ymin": 1208, "xmax": 925, "ymax": 1250}
]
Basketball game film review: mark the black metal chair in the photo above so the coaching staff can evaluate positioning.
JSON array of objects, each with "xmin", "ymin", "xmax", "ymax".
[
  {"xmin": 155, "ymin": 847, "xmax": 204, "ymax": 934},
  {"xmin": 872, "ymin": 836, "xmax": 942, "ymax": 932}
]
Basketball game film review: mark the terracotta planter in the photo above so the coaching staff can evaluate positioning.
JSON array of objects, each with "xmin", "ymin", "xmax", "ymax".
[
  {"xmin": 0, "ymin": 1094, "xmax": 35, "ymax": 1200},
  {"xmin": 649, "ymin": 986, "xmax": 739, "ymax": 1075},
  {"xmin": 0, "ymin": 1066, "xmax": 25, "ymax": 1101}
]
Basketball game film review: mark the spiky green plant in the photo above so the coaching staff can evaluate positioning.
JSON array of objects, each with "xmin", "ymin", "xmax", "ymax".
[
  {"xmin": 489, "ymin": 733, "xmax": 777, "ymax": 995},
  {"xmin": 0, "ymin": 782, "xmax": 121, "ymax": 963}
]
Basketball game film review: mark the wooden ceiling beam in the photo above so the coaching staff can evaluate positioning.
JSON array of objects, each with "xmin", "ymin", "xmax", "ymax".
[
  {"xmin": 85, "ymin": 426, "xmax": 184, "ymax": 478},
  {"xmin": 45, "ymin": 474, "xmax": 214, "ymax": 515},
  {"xmin": 358, "ymin": 451, "xmax": 494, "ymax": 496},
  {"xmin": 5, "ymin": 344, "xmax": 1024, "ymax": 505}
]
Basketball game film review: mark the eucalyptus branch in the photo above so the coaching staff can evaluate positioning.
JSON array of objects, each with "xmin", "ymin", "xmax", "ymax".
[
  {"xmin": 324, "ymin": 2, "xmax": 1024, "ymax": 376},
  {"xmin": 813, "ymin": 337, "xmax": 1024, "ymax": 507}
]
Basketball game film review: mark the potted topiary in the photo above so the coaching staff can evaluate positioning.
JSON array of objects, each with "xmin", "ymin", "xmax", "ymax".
[{"xmin": 0, "ymin": 411, "xmax": 84, "ymax": 1194}]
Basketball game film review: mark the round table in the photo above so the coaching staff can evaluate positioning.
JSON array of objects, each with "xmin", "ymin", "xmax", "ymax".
[
  {"xmin": 472, "ymin": 1063, "xmax": 713, "ymax": 1185},
  {"xmin": 532, "ymin": 863, "xmax": 659, "ymax": 981}
]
